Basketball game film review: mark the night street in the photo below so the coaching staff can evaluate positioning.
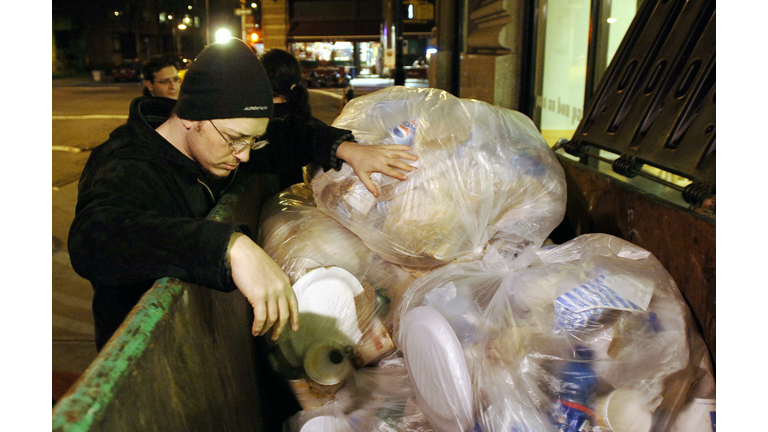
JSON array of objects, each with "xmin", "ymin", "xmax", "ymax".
[{"xmin": 48, "ymin": 0, "xmax": 722, "ymax": 428}]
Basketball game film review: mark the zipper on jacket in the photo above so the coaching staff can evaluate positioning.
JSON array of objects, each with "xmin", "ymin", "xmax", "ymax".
[
  {"xmin": 197, "ymin": 178, "xmax": 216, "ymax": 203},
  {"xmin": 222, "ymin": 165, "xmax": 238, "ymax": 193},
  {"xmin": 197, "ymin": 166, "xmax": 238, "ymax": 204}
]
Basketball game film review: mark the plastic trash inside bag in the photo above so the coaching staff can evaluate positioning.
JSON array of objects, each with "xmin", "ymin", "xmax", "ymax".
[
  {"xmin": 310, "ymin": 87, "xmax": 566, "ymax": 268},
  {"xmin": 285, "ymin": 353, "xmax": 432, "ymax": 432},
  {"xmin": 395, "ymin": 234, "xmax": 705, "ymax": 432},
  {"xmin": 260, "ymin": 183, "xmax": 416, "ymax": 334},
  {"xmin": 259, "ymin": 184, "xmax": 418, "ymax": 408}
]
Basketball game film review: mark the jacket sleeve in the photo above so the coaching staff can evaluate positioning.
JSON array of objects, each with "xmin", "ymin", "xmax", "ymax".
[
  {"xmin": 244, "ymin": 114, "xmax": 354, "ymax": 174},
  {"xmin": 68, "ymin": 158, "xmax": 248, "ymax": 292}
]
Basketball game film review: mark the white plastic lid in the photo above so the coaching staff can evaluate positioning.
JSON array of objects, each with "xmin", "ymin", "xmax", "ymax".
[{"xmin": 288, "ymin": 267, "xmax": 365, "ymax": 357}]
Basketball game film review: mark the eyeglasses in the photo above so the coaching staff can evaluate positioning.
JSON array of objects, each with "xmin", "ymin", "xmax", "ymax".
[
  {"xmin": 155, "ymin": 77, "xmax": 181, "ymax": 85},
  {"xmin": 209, "ymin": 120, "xmax": 269, "ymax": 155}
]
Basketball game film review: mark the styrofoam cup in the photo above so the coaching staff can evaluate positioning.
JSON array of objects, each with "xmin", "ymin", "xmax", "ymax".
[
  {"xmin": 304, "ymin": 340, "xmax": 354, "ymax": 386},
  {"xmin": 594, "ymin": 389, "xmax": 653, "ymax": 432}
]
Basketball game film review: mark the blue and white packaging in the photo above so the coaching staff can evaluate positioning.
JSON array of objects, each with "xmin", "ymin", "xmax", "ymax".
[
  {"xmin": 388, "ymin": 119, "xmax": 418, "ymax": 146},
  {"xmin": 554, "ymin": 273, "xmax": 654, "ymax": 332}
]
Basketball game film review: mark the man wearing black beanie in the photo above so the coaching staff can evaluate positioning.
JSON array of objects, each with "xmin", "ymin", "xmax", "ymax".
[{"xmin": 69, "ymin": 38, "xmax": 418, "ymax": 354}]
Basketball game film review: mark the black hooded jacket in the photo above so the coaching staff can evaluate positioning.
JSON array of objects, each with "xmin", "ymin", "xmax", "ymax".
[{"xmin": 68, "ymin": 96, "xmax": 352, "ymax": 350}]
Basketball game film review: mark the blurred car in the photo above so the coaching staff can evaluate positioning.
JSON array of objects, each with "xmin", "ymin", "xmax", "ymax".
[
  {"xmin": 174, "ymin": 56, "xmax": 193, "ymax": 70},
  {"xmin": 172, "ymin": 56, "xmax": 191, "ymax": 83},
  {"xmin": 301, "ymin": 67, "xmax": 352, "ymax": 88},
  {"xmin": 112, "ymin": 59, "xmax": 142, "ymax": 82}
]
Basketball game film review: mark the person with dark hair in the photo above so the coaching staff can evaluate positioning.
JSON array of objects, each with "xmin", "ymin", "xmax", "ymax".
[
  {"xmin": 260, "ymin": 49, "xmax": 314, "ymax": 120},
  {"xmin": 260, "ymin": 48, "xmax": 328, "ymax": 188},
  {"xmin": 141, "ymin": 55, "xmax": 180, "ymax": 99},
  {"xmin": 69, "ymin": 39, "xmax": 418, "ymax": 352},
  {"xmin": 339, "ymin": 85, "xmax": 355, "ymax": 115}
]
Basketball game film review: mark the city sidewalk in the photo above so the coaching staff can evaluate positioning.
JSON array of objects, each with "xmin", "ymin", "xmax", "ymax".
[{"xmin": 53, "ymin": 180, "xmax": 99, "ymax": 402}]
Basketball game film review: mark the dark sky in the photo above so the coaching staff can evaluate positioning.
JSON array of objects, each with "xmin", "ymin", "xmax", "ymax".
[{"xmin": 52, "ymin": 0, "xmax": 250, "ymax": 37}]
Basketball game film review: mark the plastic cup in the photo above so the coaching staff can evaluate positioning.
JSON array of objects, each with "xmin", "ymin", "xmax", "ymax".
[
  {"xmin": 354, "ymin": 316, "xmax": 396, "ymax": 367},
  {"xmin": 594, "ymin": 389, "xmax": 653, "ymax": 432},
  {"xmin": 300, "ymin": 415, "xmax": 352, "ymax": 432},
  {"xmin": 304, "ymin": 340, "xmax": 354, "ymax": 386}
]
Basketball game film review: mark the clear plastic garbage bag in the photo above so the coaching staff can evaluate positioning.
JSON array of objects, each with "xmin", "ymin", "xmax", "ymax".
[
  {"xmin": 310, "ymin": 87, "xmax": 566, "ymax": 268},
  {"xmin": 259, "ymin": 184, "xmax": 417, "ymax": 408},
  {"xmin": 259, "ymin": 182, "xmax": 416, "ymax": 334},
  {"xmin": 396, "ymin": 234, "xmax": 701, "ymax": 432}
]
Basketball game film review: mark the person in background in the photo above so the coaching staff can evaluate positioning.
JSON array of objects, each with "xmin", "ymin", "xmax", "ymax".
[
  {"xmin": 141, "ymin": 55, "xmax": 180, "ymax": 99},
  {"xmin": 260, "ymin": 49, "xmax": 313, "ymax": 119},
  {"xmin": 339, "ymin": 85, "xmax": 355, "ymax": 116},
  {"xmin": 260, "ymin": 48, "xmax": 327, "ymax": 188}
]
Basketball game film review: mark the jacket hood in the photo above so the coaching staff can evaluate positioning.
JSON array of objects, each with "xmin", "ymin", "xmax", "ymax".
[{"xmin": 89, "ymin": 96, "xmax": 210, "ymax": 184}]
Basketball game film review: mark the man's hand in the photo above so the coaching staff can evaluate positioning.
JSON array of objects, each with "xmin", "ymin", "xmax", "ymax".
[
  {"xmin": 228, "ymin": 233, "xmax": 299, "ymax": 340},
  {"xmin": 336, "ymin": 142, "xmax": 418, "ymax": 197}
]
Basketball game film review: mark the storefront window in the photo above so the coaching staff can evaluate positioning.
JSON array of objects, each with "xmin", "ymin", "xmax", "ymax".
[
  {"xmin": 534, "ymin": 0, "xmax": 639, "ymax": 147},
  {"xmin": 536, "ymin": 0, "xmax": 591, "ymax": 146},
  {"xmin": 290, "ymin": 42, "xmax": 354, "ymax": 64},
  {"xmin": 291, "ymin": 41, "xmax": 382, "ymax": 76},
  {"xmin": 359, "ymin": 42, "xmax": 381, "ymax": 76},
  {"xmin": 594, "ymin": 0, "xmax": 639, "ymax": 92},
  {"xmin": 605, "ymin": 0, "xmax": 637, "ymax": 67}
]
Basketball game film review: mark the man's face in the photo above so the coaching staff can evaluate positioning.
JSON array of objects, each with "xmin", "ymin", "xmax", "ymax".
[
  {"xmin": 145, "ymin": 66, "xmax": 180, "ymax": 99},
  {"xmin": 184, "ymin": 117, "xmax": 270, "ymax": 178}
]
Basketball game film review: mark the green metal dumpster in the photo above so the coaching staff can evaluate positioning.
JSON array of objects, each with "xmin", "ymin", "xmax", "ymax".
[{"xmin": 52, "ymin": 173, "xmax": 300, "ymax": 432}]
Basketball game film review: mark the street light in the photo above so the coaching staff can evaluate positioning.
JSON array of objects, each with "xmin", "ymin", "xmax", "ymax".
[{"xmin": 215, "ymin": 28, "xmax": 233, "ymax": 43}]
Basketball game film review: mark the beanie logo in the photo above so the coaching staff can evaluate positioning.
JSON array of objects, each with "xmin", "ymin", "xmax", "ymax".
[{"xmin": 244, "ymin": 105, "xmax": 269, "ymax": 111}]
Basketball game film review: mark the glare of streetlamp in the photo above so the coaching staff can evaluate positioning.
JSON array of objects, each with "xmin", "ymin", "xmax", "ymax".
[
  {"xmin": 215, "ymin": 28, "xmax": 233, "ymax": 42},
  {"xmin": 178, "ymin": 24, "xmax": 188, "ymax": 30}
]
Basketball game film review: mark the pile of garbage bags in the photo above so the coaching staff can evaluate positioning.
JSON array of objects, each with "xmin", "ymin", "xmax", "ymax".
[
  {"xmin": 257, "ymin": 87, "xmax": 714, "ymax": 432},
  {"xmin": 395, "ymin": 234, "xmax": 711, "ymax": 432}
]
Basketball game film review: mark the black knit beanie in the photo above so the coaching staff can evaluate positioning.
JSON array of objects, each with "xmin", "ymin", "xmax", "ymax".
[{"xmin": 176, "ymin": 38, "xmax": 274, "ymax": 120}]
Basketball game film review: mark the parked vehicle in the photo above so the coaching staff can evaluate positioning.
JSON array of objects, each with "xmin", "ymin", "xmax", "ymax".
[
  {"xmin": 301, "ymin": 66, "xmax": 351, "ymax": 88},
  {"xmin": 112, "ymin": 59, "xmax": 142, "ymax": 82}
]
